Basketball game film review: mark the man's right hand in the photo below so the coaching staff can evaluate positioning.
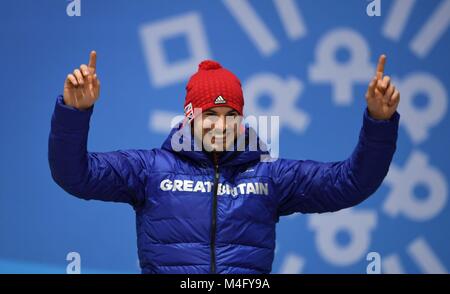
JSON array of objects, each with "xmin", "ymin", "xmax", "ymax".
[{"xmin": 63, "ymin": 50, "xmax": 100, "ymax": 110}]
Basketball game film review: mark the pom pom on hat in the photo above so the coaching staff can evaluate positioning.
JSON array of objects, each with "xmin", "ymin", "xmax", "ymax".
[{"xmin": 198, "ymin": 60, "xmax": 222, "ymax": 71}]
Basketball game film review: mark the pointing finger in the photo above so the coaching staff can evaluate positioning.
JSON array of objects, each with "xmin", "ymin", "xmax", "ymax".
[
  {"xmin": 88, "ymin": 50, "xmax": 97, "ymax": 73},
  {"xmin": 376, "ymin": 54, "xmax": 386, "ymax": 80}
]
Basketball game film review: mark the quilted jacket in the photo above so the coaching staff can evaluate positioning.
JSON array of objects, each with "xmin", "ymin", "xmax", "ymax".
[{"xmin": 48, "ymin": 95, "xmax": 399, "ymax": 273}]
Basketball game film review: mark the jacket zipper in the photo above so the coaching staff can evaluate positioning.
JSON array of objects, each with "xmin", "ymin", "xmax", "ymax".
[{"xmin": 210, "ymin": 153, "xmax": 219, "ymax": 274}]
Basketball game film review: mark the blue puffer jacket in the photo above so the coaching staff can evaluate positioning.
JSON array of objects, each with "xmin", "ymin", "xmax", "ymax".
[{"xmin": 48, "ymin": 95, "xmax": 399, "ymax": 274}]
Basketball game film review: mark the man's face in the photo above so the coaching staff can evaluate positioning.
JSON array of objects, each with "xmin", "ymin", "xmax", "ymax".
[{"xmin": 192, "ymin": 106, "xmax": 242, "ymax": 152}]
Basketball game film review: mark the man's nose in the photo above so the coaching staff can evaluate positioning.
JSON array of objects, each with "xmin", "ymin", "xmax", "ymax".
[{"xmin": 212, "ymin": 115, "xmax": 226, "ymax": 132}]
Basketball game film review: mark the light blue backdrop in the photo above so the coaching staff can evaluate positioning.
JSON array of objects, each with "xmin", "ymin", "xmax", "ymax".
[{"xmin": 1, "ymin": 0, "xmax": 449, "ymax": 273}]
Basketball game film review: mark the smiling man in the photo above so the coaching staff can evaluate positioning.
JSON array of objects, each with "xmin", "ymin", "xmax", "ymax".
[{"xmin": 48, "ymin": 51, "xmax": 400, "ymax": 274}]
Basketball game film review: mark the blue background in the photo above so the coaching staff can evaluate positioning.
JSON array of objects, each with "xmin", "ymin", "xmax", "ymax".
[{"xmin": 1, "ymin": 0, "xmax": 449, "ymax": 273}]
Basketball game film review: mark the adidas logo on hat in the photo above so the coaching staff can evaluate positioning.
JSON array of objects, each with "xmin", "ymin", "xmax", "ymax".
[{"xmin": 214, "ymin": 95, "xmax": 227, "ymax": 104}]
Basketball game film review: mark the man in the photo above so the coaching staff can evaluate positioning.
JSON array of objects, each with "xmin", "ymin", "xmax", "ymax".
[{"xmin": 49, "ymin": 51, "xmax": 400, "ymax": 274}]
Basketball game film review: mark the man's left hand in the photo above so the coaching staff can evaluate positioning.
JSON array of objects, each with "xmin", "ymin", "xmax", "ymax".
[{"xmin": 365, "ymin": 54, "xmax": 400, "ymax": 120}]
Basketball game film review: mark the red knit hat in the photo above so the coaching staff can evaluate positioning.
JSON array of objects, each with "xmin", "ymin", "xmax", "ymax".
[{"xmin": 183, "ymin": 60, "xmax": 244, "ymax": 124}]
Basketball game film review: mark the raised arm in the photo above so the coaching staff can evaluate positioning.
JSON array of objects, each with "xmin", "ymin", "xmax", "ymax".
[
  {"xmin": 48, "ymin": 51, "xmax": 152, "ymax": 207},
  {"xmin": 274, "ymin": 54, "xmax": 401, "ymax": 215}
]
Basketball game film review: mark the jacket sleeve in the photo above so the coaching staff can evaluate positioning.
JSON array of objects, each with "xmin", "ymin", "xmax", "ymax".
[
  {"xmin": 273, "ymin": 108, "xmax": 400, "ymax": 215},
  {"xmin": 48, "ymin": 95, "xmax": 152, "ymax": 207}
]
